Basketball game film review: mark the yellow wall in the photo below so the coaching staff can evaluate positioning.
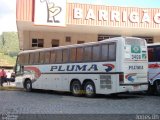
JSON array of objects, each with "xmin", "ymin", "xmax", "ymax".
[
  {"xmin": 22, "ymin": 31, "xmax": 160, "ymax": 50},
  {"xmin": 154, "ymin": 36, "xmax": 160, "ymax": 43},
  {"xmin": 23, "ymin": 31, "xmax": 97, "ymax": 50}
]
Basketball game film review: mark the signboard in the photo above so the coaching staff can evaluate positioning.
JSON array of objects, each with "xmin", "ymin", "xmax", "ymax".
[{"xmin": 34, "ymin": 0, "xmax": 67, "ymax": 26}]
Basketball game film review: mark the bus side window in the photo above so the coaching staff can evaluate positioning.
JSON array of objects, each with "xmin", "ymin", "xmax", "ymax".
[
  {"xmin": 70, "ymin": 48, "xmax": 76, "ymax": 63},
  {"xmin": 148, "ymin": 48, "xmax": 154, "ymax": 62},
  {"xmin": 108, "ymin": 43, "xmax": 116, "ymax": 61},
  {"xmin": 84, "ymin": 46, "xmax": 92, "ymax": 62},
  {"xmin": 24, "ymin": 53, "xmax": 29, "ymax": 65},
  {"xmin": 156, "ymin": 47, "xmax": 160, "ymax": 61},
  {"xmin": 92, "ymin": 45, "xmax": 100, "ymax": 61},
  {"xmin": 44, "ymin": 51, "xmax": 51, "ymax": 64},
  {"xmin": 50, "ymin": 51, "xmax": 56, "ymax": 64},
  {"xmin": 39, "ymin": 52, "xmax": 45, "ymax": 64},
  {"xmin": 101, "ymin": 44, "xmax": 109, "ymax": 61},
  {"xmin": 63, "ymin": 49, "xmax": 69, "ymax": 63},
  {"xmin": 76, "ymin": 47, "xmax": 84, "ymax": 62},
  {"xmin": 29, "ymin": 53, "xmax": 35, "ymax": 64},
  {"xmin": 55, "ymin": 50, "xmax": 62, "ymax": 63},
  {"xmin": 18, "ymin": 54, "xmax": 26, "ymax": 65},
  {"xmin": 34, "ymin": 52, "xmax": 39, "ymax": 64}
]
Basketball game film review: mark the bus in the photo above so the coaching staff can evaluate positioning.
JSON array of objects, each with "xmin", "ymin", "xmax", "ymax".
[
  {"xmin": 147, "ymin": 43, "xmax": 160, "ymax": 95},
  {"xmin": 15, "ymin": 37, "xmax": 148, "ymax": 97}
]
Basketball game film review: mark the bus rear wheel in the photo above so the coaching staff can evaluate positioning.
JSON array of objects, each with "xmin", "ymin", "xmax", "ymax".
[
  {"xmin": 84, "ymin": 81, "xmax": 95, "ymax": 98},
  {"xmin": 24, "ymin": 80, "xmax": 32, "ymax": 92},
  {"xmin": 155, "ymin": 81, "xmax": 160, "ymax": 95},
  {"xmin": 71, "ymin": 80, "xmax": 82, "ymax": 96}
]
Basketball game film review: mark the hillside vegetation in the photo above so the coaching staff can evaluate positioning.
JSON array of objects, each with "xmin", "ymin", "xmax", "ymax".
[{"xmin": 0, "ymin": 32, "xmax": 20, "ymax": 67}]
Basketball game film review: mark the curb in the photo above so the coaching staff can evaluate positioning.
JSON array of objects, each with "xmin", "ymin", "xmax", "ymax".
[{"xmin": 0, "ymin": 86, "xmax": 23, "ymax": 91}]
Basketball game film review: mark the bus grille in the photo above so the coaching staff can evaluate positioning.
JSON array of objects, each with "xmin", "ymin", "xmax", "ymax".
[{"xmin": 100, "ymin": 75, "xmax": 112, "ymax": 89}]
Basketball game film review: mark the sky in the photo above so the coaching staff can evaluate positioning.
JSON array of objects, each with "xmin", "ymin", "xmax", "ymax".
[
  {"xmin": 0, "ymin": 0, "xmax": 16, "ymax": 35},
  {"xmin": 0, "ymin": 0, "xmax": 160, "ymax": 35}
]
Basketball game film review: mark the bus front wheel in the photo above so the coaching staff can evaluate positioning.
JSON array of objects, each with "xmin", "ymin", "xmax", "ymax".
[
  {"xmin": 71, "ymin": 80, "xmax": 82, "ymax": 96},
  {"xmin": 24, "ymin": 80, "xmax": 32, "ymax": 92},
  {"xmin": 84, "ymin": 81, "xmax": 95, "ymax": 98},
  {"xmin": 155, "ymin": 81, "xmax": 160, "ymax": 95}
]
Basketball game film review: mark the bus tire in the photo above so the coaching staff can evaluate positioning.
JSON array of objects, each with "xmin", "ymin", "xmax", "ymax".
[
  {"xmin": 70, "ymin": 80, "xmax": 82, "ymax": 96},
  {"xmin": 148, "ymin": 83, "xmax": 155, "ymax": 95},
  {"xmin": 84, "ymin": 81, "xmax": 95, "ymax": 98},
  {"xmin": 24, "ymin": 80, "xmax": 32, "ymax": 92},
  {"xmin": 155, "ymin": 80, "xmax": 160, "ymax": 95}
]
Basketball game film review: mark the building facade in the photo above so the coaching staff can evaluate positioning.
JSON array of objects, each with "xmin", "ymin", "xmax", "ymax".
[{"xmin": 16, "ymin": 0, "xmax": 160, "ymax": 50}]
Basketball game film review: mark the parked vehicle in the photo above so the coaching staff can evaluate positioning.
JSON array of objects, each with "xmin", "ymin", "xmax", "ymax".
[
  {"xmin": 147, "ymin": 43, "xmax": 160, "ymax": 95},
  {"xmin": 15, "ymin": 37, "xmax": 148, "ymax": 97}
]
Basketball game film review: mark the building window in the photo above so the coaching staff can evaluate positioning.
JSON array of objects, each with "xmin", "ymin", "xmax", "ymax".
[
  {"xmin": 52, "ymin": 39, "xmax": 59, "ymax": 47},
  {"xmin": 98, "ymin": 35, "xmax": 120, "ymax": 41},
  {"xmin": 77, "ymin": 41, "xmax": 84, "ymax": 44},
  {"xmin": 66, "ymin": 36, "xmax": 71, "ymax": 42},
  {"xmin": 32, "ymin": 38, "xmax": 44, "ymax": 47}
]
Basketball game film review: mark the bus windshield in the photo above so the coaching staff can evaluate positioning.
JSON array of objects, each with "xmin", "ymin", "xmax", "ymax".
[{"xmin": 124, "ymin": 38, "xmax": 147, "ymax": 60}]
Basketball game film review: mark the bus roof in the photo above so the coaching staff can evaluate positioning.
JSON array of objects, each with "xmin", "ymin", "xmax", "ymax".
[{"xmin": 147, "ymin": 43, "xmax": 160, "ymax": 46}]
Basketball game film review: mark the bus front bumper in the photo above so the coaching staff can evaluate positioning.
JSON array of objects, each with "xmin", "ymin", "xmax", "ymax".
[{"xmin": 119, "ymin": 83, "xmax": 148, "ymax": 92}]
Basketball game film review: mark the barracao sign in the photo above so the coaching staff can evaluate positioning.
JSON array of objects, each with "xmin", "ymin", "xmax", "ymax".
[{"xmin": 74, "ymin": 8, "xmax": 160, "ymax": 24}]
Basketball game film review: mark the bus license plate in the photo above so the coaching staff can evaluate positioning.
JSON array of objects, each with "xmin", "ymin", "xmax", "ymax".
[
  {"xmin": 133, "ymin": 85, "xmax": 140, "ymax": 90},
  {"xmin": 132, "ymin": 55, "xmax": 141, "ymax": 60}
]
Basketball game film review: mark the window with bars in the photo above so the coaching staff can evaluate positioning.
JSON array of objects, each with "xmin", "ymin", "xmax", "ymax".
[
  {"xmin": 77, "ymin": 41, "xmax": 85, "ymax": 44},
  {"xmin": 52, "ymin": 39, "xmax": 59, "ymax": 47},
  {"xmin": 32, "ymin": 38, "xmax": 44, "ymax": 47},
  {"xmin": 98, "ymin": 35, "xmax": 120, "ymax": 41}
]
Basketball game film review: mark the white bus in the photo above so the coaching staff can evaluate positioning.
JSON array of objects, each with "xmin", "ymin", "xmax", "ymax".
[
  {"xmin": 147, "ymin": 43, "xmax": 160, "ymax": 95},
  {"xmin": 15, "ymin": 37, "xmax": 148, "ymax": 97}
]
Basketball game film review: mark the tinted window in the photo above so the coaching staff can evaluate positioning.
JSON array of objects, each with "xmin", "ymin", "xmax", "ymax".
[
  {"xmin": 39, "ymin": 52, "xmax": 45, "ymax": 64},
  {"xmin": 63, "ymin": 49, "xmax": 69, "ymax": 63},
  {"xmin": 93, "ymin": 45, "xmax": 100, "ymax": 61},
  {"xmin": 24, "ymin": 54, "xmax": 29, "ymax": 65},
  {"xmin": 56, "ymin": 50, "xmax": 62, "ymax": 63},
  {"xmin": 34, "ymin": 52, "xmax": 39, "ymax": 64},
  {"xmin": 17, "ymin": 54, "xmax": 24, "ymax": 64},
  {"xmin": 50, "ymin": 51, "xmax": 56, "ymax": 63},
  {"xmin": 29, "ymin": 53, "xmax": 35, "ymax": 64},
  {"xmin": 70, "ymin": 48, "xmax": 76, "ymax": 62},
  {"xmin": 101, "ymin": 44, "xmax": 109, "ymax": 60},
  {"xmin": 76, "ymin": 47, "xmax": 84, "ymax": 62},
  {"xmin": 44, "ymin": 51, "xmax": 50, "ymax": 64},
  {"xmin": 108, "ymin": 43, "xmax": 116, "ymax": 61},
  {"xmin": 148, "ymin": 46, "xmax": 160, "ymax": 62},
  {"xmin": 84, "ymin": 46, "xmax": 92, "ymax": 62}
]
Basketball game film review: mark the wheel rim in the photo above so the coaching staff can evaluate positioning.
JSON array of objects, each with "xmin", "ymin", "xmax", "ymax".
[
  {"xmin": 85, "ymin": 84, "xmax": 94, "ymax": 96},
  {"xmin": 26, "ymin": 82, "xmax": 31, "ymax": 89},
  {"xmin": 73, "ymin": 84, "xmax": 80, "ymax": 94}
]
